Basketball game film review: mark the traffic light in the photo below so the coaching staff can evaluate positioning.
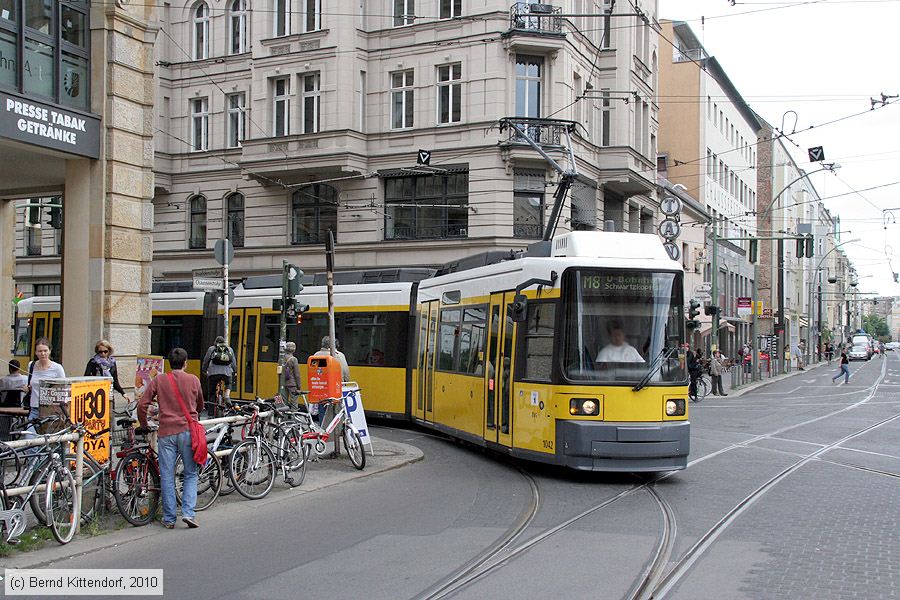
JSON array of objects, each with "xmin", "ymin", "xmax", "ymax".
[
  {"xmin": 510, "ymin": 294, "xmax": 527, "ymax": 322},
  {"xmin": 295, "ymin": 303, "xmax": 310, "ymax": 325},
  {"xmin": 47, "ymin": 206, "xmax": 62, "ymax": 229},
  {"xmin": 687, "ymin": 299, "xmax": 701, "ymax": 330},
  {"xmin": 796, "ymin": 237, "xmax": 805, "ymax": 258},
  {"xmin": 285, "ymin": 263, "xmax": 303, "ymax": 296},
  {"xmin": 805, "ymin": 235, "xmax": 814, "ymax": 258},
  {"xmin": 748, "ymin": 238, "xmax": 757, "ymax": 264},
  {"xmin": 704, "ymin": 305, "xmax": 719, "ymax": 316}
]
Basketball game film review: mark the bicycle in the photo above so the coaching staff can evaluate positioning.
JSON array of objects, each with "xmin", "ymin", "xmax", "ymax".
[
  {"xmin": 689, "ymin": 371, "xmax": 710, "ymax": 403},
  {"xmin": 300, "ymin": 395, "xmax": 366, "ymax": 471},
  {"xmin": 112, "ymin": 430, "xmax": 160, "ymax": 526},
  {"xmin": 228, "ymin": 400, "xmax": 306, "ymax": 500}
]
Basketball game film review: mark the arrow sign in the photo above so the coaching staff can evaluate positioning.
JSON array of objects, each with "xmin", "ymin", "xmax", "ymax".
[
  {"xmin": 807, "ymin": 146, "xmax": 825, "ymax": 162},
  {"xmin": 417, "ymin": 149, "xmax": 432, "ymax": 165}
]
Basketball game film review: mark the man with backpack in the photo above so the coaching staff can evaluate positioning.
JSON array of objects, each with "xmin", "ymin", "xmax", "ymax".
[{"xmin": 201, "ymin": 335, "xmax": 237, "ymax": 417}]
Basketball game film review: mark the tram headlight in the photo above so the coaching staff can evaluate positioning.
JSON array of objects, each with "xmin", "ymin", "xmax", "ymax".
[
  {"xmin": 569, "ymin": 398, "xmax": 600, "ymax": 416},
  {"xmin": 666, "ymin": 399, "xmax": 686, "ymax": 416}
]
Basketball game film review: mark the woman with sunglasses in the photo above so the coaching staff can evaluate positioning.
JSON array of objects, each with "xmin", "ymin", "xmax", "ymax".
[{"xmin": 83, "ymin": 340, "xmax": 126, "ymax": 397}]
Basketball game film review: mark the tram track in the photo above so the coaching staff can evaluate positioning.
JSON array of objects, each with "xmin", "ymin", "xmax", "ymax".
[{"xmin": 402, "ymin": 356, "xmax": 896, "ymax": 600}]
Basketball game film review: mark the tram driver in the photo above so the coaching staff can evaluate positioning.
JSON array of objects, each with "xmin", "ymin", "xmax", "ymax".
[{"xmin": 595, "ymin": 320, "xmax": 645, "ymax": 363}]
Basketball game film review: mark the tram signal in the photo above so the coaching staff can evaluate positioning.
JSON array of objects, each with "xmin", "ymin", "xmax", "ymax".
[{"xmin": 285, "ymin": 263, "xmax": 303, "ymax": 296}]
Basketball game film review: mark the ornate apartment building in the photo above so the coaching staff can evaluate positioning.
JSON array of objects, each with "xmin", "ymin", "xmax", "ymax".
[{"xmin": 132, "ymin": 0, "xmax": 663, "ymax": 280}]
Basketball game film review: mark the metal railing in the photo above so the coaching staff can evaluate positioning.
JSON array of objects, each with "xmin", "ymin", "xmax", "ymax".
[{"xmin": 509, "ymin": 2, "xmax": 563, "ymax": 34}]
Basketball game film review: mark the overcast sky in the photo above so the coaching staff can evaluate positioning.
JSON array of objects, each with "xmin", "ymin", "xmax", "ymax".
[{"xmin": 657, "ymin": 0, "xmax": 900, "ymax": 299}]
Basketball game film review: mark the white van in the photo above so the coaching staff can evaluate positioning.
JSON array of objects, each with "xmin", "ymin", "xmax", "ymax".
[{"xmin": 851, "ymin": 334, "xmax": 873, "ymax": 358}]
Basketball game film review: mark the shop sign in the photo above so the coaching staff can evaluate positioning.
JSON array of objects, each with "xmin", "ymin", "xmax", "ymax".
[{"xmin": 0, "ymin": 90, "xmax": 100, "ymax": 159}]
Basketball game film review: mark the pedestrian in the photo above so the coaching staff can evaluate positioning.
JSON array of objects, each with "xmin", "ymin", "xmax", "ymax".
[
  {"xmin": 137, "ymin": 347, "xmax": 203, "ymax": 529},
  {"xmin": 312, "ymin": 336, "xmax": 351, "ymax": 426},
  {"xmin": 83, "ymin": 340, "xmax": 126, "ymax": 398},
  {"xmin": 25, "ymin": 337, "xmax": 66, "ymax": 422},
  {"xmin": 709, "ymin": 349, "xmax": 728, "ymax": 396},
  {"xmin": 283, "ymin": 341, "xmax": 301, "ymax": 408},
  {"xmin": 797, "ymin": 340, "xmax": 806, "ymax": 370},
  {"xmin": 825, "ymin": 342, "xmax": 834, "ymax": 363},
  {"xmin": 0, "ymin": 359, "xmax": 28, "ymax": 407},
  {"xmin": 201, "ymin": 335, "xmax": 236, "ymax": 417},
  {"xmin": 686, "ymin": 345, "xmax": 701, "ymax": 401},
  {"xmin": 832, "ymin": 349, "xmax": 850, "ymax": 385}
]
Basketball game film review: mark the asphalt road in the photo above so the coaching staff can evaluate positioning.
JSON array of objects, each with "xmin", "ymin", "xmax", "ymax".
[{"xmin": 4, "ymin": 353, "xmax": 899, "ymax": 600}]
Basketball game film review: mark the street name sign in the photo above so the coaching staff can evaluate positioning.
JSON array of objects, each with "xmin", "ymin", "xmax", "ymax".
[{"xmin": 193, "ymin": 268, "xmax": 224, "ymax": 290}]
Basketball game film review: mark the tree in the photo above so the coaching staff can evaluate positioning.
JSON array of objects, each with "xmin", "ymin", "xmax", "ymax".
[{"xmin": 862, "ymin": 313, "xmax": 889, "ymax": 339}]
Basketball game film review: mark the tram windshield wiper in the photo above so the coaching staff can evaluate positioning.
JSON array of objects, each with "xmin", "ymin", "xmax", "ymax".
[{"xmin": 632, "ymin": 346, "xmax": 675, "ymax": 392}]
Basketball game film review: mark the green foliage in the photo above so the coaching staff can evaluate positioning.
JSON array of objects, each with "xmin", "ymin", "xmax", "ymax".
[
  {"xmin": 0, "ymin": 526, "xmax": 54, "ymax": 557},
  {"xmin": 863, "ymin": 313, "xmax": 889, "ymax": 338}
]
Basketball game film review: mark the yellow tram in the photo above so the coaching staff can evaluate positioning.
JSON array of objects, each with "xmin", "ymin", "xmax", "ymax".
[{"xmin": 14, "ymin": 231, "xmax": 690, "ymax": 471}]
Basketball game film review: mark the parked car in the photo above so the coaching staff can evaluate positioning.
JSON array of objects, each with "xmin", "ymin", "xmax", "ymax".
[
  {"xmin": 848, "ymin": 345, "xmax": 870, "ymax": 361},
  {"xmin": 851, "ymin": 334, "xmax": 873, "ymax": 358},
  {"xmin": 886, "ymin": 342, "xmax": 900, "ymax": 351}
]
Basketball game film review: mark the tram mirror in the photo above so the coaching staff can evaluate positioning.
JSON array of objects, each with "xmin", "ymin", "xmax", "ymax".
[{"xmin": 510, "ymin": 294, "xmax": 528, "ymax": 322}]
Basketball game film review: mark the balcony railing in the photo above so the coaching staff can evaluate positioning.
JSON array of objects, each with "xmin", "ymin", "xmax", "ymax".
[{"xmin": 509, "ymin": 2, "xmax": 563, "ymax": 34}]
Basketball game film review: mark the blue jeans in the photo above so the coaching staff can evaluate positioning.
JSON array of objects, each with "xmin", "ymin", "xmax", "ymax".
[
  {"xmin": 28, "ymin": 406, "xmax": 39, "ymax": 422},
  {"xmin": 833, "ymin": 364, "xmax": 850, "ymax": 384},
  {"xmin": 158, "ymin": 430, "xmax": 197, "ymax": 523}
]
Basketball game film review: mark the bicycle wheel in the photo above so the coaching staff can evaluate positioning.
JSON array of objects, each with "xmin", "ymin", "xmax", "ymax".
[
  {"xmin": 175, "ymin": 450, "xmax": 221, "ymax": 511},
  {"xmin": 229, "ymin": 440, "xmax": 275, "ymax": 500},
  {"xmin": 278, "ymin": 425, "xmax": 305, "ymax": 487},
  {"xmin": 343, "ymin": 427, "xmax": 366, "ymax": 470},
  {"xmin": 694, "ymin": 377, "xmax": 710, "ymax": 402},
  {"xmin": 113, "ymin": 451, "xmax": 159, "ymax": 526},
  {"xmin": 31, "ymin": 454, "xmax": 102, "ymax": 525},
  {"xmin": 45, "ymin": 464, "xmax": 78, "ymax": 544}
]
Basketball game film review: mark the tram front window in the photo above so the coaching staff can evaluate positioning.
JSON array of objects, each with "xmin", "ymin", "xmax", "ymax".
[{"xmin": 562, "ymin": 269, "xmax": 685, "ymax": 384}]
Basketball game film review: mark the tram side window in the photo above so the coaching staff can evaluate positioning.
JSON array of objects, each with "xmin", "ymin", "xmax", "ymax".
[
  {"xmin": 150, "ymin": 316, "xmax": 202, "ymax": 358},
  {"xmin": 258, "ymin": 314, "xmax": 298, "ymax": 363},
  {"xmin": 522, "ymin": 301, "xmax": 555, "ymax": 381},
  {"xmin": 296, "ymin": 313, "xmax": 329, "ymax": 363},
  {"xmin": 459, "ymin": 306, "xmax": 487, "ymax": 375},
  {"xmin": 14, "ymin": 318, "xmax": 31, "ymax": 356},
  {"xmin": 437, "ymin": 309, "xmax": 461, "ymax": 371},
  {"xmin": 342, "ymin": 313, "xmax": 407, "ymax": 368}
]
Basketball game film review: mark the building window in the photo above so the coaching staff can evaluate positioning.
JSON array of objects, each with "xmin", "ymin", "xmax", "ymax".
[
  {"xmin": 601, "ymin": 89, "xmax": 612, "ymax": 146},
  {"xmin": 437, "ymin": 63, "xmax": 461, "ymax": 125},
  {"xmin": 358, "ymin": 70, "xmax": 367, "ymax": 132},
  {"xmin": 189, "ymin": 195, "xmax": 207, "ymax": 249},
  {"xmin": 192, "ymin": 2, "xmax": 209, "ymax": 60},
  {"xmin": 391, "ymin": 70, "xmax": 414, "ymax": 129},
  {"xmin": 394, "ymin": 0, "xmax": 414, "ymax": 26},
  {"xmin": 292, "ymin": 184, "xmax": 338, "ymax": 244},
  {"xmin": 384, "ymin": 171, "xmax": 468, "ymax": 240},
  {"xmin": 273, "ymin": 77, "xmax": 290, "ymax": 136},
  {"xmin": 274, "ymin": 0, "xmax": 289, "ymax": 36},
  {"xmin": 25, "ymin": 204, "xmax": 41, "ymax": 256},
  {"xmin": 513, "ymin": 170, "xmax": 544, "ymax": 238},
  {"xmin": 570, "ymin": 178, "xmax": 596, "ymax": 231},
  {"xmin": 226, "ymin": 93, "xmax": 246, "ymax": 148},
  {"xmin": 190, "ymin": 97, "xmax": 209, "ymax": 151},
  {"xmin": 229, "ymin": 0, "xmax": 248, "ymax": 54},
  {"xmin": 515, "ymin": 55, "xmax": 542, "ymax": 118},
  {"xmin": 226, "ymin": 192, "xmax": 244, "ymax": 247},
  {"xmin": 302, "ymin": 0, "xmax": 320, "ymax": 32},
  {"xmin": 301, "ymin": 73, "xmax": 320, "ymax": 133},
  {"xmin": 601, "ymin": 0, "xmax": 612, "ymax": 48},
  {"xmin": 440, "ymin": 0, "xmax": 460, "ymax": 19}
]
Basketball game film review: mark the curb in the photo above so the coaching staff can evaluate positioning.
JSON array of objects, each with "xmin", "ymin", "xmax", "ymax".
[
  {"xmin": 1, "ymin": 437, "xmax": 423, "ymax": 568},
  {"xmin": 726, "ymin": 359, "xmax": 832, "ymax": 397}
]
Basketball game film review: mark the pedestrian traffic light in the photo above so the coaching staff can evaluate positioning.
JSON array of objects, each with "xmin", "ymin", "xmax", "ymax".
[
  {"xmin": 285, "ymin": 263, "xmax": 303, "ymax": 296},
  {"xmin": 748, "ymin": 238, "xmax": 757, "ymax": 263},
  {"xmin": 47, "ymin": 206, "xmax": 62, "ymax": 229}
]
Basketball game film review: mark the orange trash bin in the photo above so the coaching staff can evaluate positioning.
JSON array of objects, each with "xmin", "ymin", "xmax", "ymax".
[{"xmin": 307, "ymin": 355, "xmax": 342, "ymax": 402}]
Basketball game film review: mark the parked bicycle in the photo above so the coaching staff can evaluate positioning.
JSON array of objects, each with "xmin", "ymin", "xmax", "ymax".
[{"xmin": 300, "ymin": 394, "xmax": 366, "ymax": 471}]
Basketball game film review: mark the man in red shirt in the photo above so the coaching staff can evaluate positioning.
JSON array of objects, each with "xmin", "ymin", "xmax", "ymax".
[{"xmin": 138, "ymin": 347, "xmax": 204, "ymax": 529}]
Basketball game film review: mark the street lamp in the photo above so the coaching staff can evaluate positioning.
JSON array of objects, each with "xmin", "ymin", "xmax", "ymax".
[{"xmin": 748, "ymin": 162, "xmax": 840, "ymax": 380}]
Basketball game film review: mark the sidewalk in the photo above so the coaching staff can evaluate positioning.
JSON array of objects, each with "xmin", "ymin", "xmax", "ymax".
[
  {"xmin": 727, "ymin": 358, "xmax": 831, "ymax": 398},
  {"xmin": 2, "ymin": 436, "xmax": 423, "ymax": 568}
]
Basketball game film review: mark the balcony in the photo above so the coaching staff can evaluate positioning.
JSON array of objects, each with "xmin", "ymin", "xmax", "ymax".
[{"xmin": 509, "ymin": 3, "xmax": 563, "ymax": 34}]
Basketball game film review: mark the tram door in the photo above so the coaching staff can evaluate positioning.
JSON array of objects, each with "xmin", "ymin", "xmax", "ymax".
[
  {"xmin": 415, "ymin": 301, "xmax": 438, "ymax": 422},
  {"xmin": 484, "ymin": 292, "xmax": 515, "ymax": 448},
  {"xmin": 228, "ymin": 308, "xmax": 261, "ymax": 400},
  {"xmin": 30, "ymin": 312, "xmax": 62, "ymax": 362}
]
